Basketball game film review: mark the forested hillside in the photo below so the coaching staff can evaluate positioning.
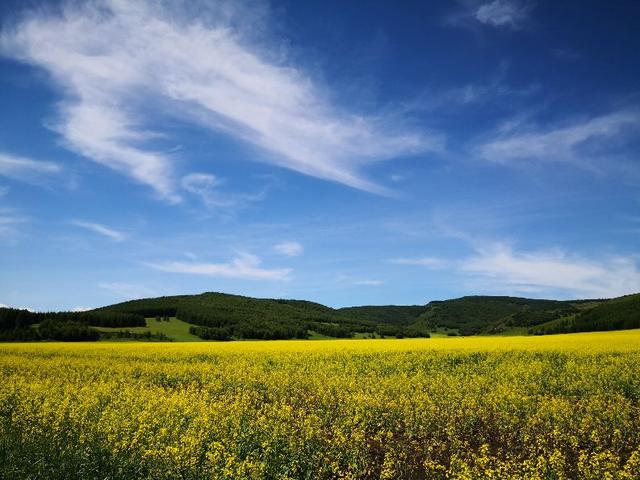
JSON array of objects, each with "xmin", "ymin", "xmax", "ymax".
[
  {"xmin": 530, "ymin": 293, "xmax": 640, "ymax": 334},
  {"xmin": 418, "ymin": 296, "xmax": 582, "ymax": 335},
  {"xmin": 0, "ymin": 308, "xmax": 145, "ymax": 341},
  {"xmin": 1, "ymin": 292, "xmax": 637, "ymax": 342},
  {"xmin": 338, "ymin": 305, "xmax": 426, "ymax": 325},
  {"xmin": 96, "ymin": 292, "xmax": 404, "ymax": 340}
]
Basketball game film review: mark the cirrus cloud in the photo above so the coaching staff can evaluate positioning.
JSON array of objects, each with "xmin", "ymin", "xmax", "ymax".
[
  {"xmin": 1, "ymin": 0, "xmax": 437, "ymax": 201},
  {"xmin": 391, "ymin": 256, "xmax": 447, "ymax": 269},
  {"xmin": 70, "ymin": 220, "xmax": 127, "ymax": 242},
  {"xmin": 147, "ymin": 252, "xmax": 291, "ymax": 281},
  {"xmin": 98, "ymin": 282, "xmax": 158, "ymax": 300},
  {"xmin": 274, "ymin": 241, "xmax": 303, "ymax": 257},
  {"xmin": 475, "ymin": 0, "xmax": 532, "ymax": 29},
  {"xmin": 460, "ymin": 243, "xmax": 640, "ymax": 298},
  {"xmin": 0, "ymin": 152, "xmax": 62, "ymax": 184},
  {"xmin": 353, "ymin": 279, "xmax": 384, "ymax": 286},
  {"xmin": 476, "ymin": 110, "xmax": 640, "ymax": 166}
]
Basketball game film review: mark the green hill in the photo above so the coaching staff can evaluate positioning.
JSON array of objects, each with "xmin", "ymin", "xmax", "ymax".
[
  {"xmin": 341, "ymin": 294, "xmax": 638, "ymax": 337},
  {"xmin": 95, "ymin": 292, "xmax": 383, "ymax": 340},
  {"xmin": 1, "ymin": 291, "xmax": 638, "ymax": 342},
  {"xmin": 337, "ymin": 296, "xmax": 593, "ymax": 336},
  {"xmin": 530, "ymin": 293, "xmax": 640, "ymax": 335},
  {"xmin": 418, "ymin": 296, "xmax": 582, "ymax": 335},
  {"xmin": 337, "ymin": 305, "xmax": 426, "ymax": 325}
]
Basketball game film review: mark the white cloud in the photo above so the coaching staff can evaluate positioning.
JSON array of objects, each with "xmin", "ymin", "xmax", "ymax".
[
  {"xmin": 475, "ymin": 0, "xmax": 532, "ymax": 29},
  {"xmin": 1, "ymin": 0, "xmax": 437, "ymax": 200},
  {"xmin": 180, "ymin": 172, "xmax": 268, "ymax": 210},
  {"xmin": 404, "ymin": 63, "xmax": 539, "ymax": 119},
  {"xmin": 354, "ymin": 279, "xmax": 384, "ymax": 286},
  {"xmin": 0, "ymin": 209, "xmax": 29, "ymax": 238},
  {"xmin": 274, "ymin": 241, "xmax": 303, "ymax": 257},
  {"xmin": 0, "ymin": 303, "xmax": 35, "ymax": 312},
  {"xmin": 98, "ymin": 282, "xmax": 157, "ymax": 300},
  {"xmin": 477, "ymin": 110, "xmax": 640, "ymax": 165},
  {"xmin": 181, "ymin": 173, "xmax": 232, "ymax": 208},
  {"xmin": 460, "ymin": 243, "xmax": 640, "ymax": 298},
  {"xmin": 71, "ymin": 306, "xmax": 92, "ymax": 312},
  {"xmin": 391, "ymin": 256, "xmax": 447, "ymax": 268},
  {"xmin": 70, "ymin": 220, "xmax": 127, "ymax": 241},
  {"xmin": 147, "ymin": 252, "xmax": 291, "ymax": 281},
  {"xmin": 0, "ymin": 152, "xmax": 62, "ymax": 183}
]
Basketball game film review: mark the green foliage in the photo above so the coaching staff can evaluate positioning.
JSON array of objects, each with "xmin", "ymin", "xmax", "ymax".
[
  {"xmin": 311, "ymin": 323, "xmax": 351, "ymax": 338},
  {"xmin": 0, "ymin": 327, "xmax": 40, "ymax": 342},
  {"xmin": 99, "ymin": 330, "xmax": 171, "ymax": 341},
  {"xmin": 2, "ymin": 291, "xmax": 638, "ymax": 343},
  {"xmin": 337, "ymin": 305, "xmax": 426, "ymax": 325},
  {"xmin": 189, "ymin": 326, "xmax": 233, "ymax": 341},
  {"xmin": 420, "ymin": 296, "xmax": 581, "ymax": 335},
  {"xmin": 94, "ymin": 317, "xmax": 204, "ymax": 342},
  {"xmin": 0, "ymin": 308, "xmax": 144, "ymax": 342},
  {"xmin": 97, "ymin": 292, "xmax": 375, "ymax": 340},
  {"xmin": 531, "ymin": 294, "xmax": 640, "ymax": 335},
  {"xmin": 0, "ymin": 307, "xmax": 145, "ymax": 330},
  {"xmin": 38, "ymin": 319, "xmax": 99, "ymax": 341}
]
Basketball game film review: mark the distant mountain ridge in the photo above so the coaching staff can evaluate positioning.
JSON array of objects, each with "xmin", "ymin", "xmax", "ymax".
[
  {"xmin": 341, "ymin": 294, "xmax": 640, "ymax": 336},
  {"xmin": 0, "ymin": 291, "xmax": 638, "ymax": 341}
]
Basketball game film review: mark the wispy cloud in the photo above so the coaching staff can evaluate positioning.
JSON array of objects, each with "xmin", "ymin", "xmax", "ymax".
[
  {"xmin": 446, "ymin": 0, "xmax": 532, "ymax": 31},
  {"xmin": 405, "ymin": 63, "xmax": 539, "ymax": 116},
  {"xmin": 393, "ymin": 218, "xmax": 640, "ymax": 299},
  {"xmin": 99, "ymin": 282, "xmax": 157, "ymax": 300},
  {"xmin": 475, "ymin": 0, "xmax": 532, "ymax": 29},
  {"xmin": 353, "ymin": 279, "xmax": 384, "ymax": 286},
  {"xmin": 391, "ymin": 256, "xmax": 447, "ymax": 268},
  {"xmin": 274, "ymin": 241, "xmax": 303, "ymax": 257},
  {"xmin": 460, "ymin": 243, "xmax": 640, "ymax": 298},
  {"xmin": 181, "ymin": 173, "xmax": 233, "ymax": 208},
  {"xmin": 180, "ymin": 172, "xmax": 272, "ymax": 211},
  {"xmin": 0, "ymin": 152, "xmax": 62, "ymax": 184},
  {"xmin": 70, "ymin": 220, "xmax": 127, "ymax": 242},
  {"xmin": 476, "ymin": 110, "xmax": 640, "ymax": 166},
  {"xmin": 0, "ymin": 302, "xmax": 35, "ymax": 312},
  {"xmin": 0, "ymin": 209, "xmax": 29, "ymax": 239},
  {"xmin": 1, "ymin": 0, "xmax": 437, "ymax": 199},
  {"xmin": 147, "ymin": 252, "xmax": 291, "ymax": 281},
  {"xmin": 441, "ymin": 79, "xmax": 538, "ymax": 108},
  {"xmin": 71, "ymin": 306, "xmax": 92, "ymax": 312}
]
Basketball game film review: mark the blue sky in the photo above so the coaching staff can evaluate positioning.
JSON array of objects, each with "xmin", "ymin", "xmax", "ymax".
[{"xmin": 1, "ymin": 0, "xmax": 639, "ymax": 311}]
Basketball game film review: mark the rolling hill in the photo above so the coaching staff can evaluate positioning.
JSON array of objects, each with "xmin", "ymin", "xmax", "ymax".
[
  {"xmin": 529, "ymin": 293, "xmax": 640, "ymax": 335},
  {"xmin": 0, "ymin": 291, "xmax": 638, "ymax": 342}
]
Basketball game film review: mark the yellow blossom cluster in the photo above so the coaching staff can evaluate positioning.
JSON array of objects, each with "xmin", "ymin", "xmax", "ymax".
[{"xmin": 1, "ymin": 330, "xmax": 639, "ymax": 479}]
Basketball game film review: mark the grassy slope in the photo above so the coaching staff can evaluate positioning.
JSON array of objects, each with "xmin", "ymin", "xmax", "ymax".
[{"xmin": 95, "ymin": 317, "xmax": 203, "ymax": 342}]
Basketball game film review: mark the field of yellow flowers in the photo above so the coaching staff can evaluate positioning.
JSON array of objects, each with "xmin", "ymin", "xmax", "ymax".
[{"xmin": 1, "ymin": 331, "xmax": 640, "ymax": 479}]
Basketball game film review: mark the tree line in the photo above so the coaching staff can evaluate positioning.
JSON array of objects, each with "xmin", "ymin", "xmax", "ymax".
[
  {"xmin": 0, "ymin": 307, "xmax": 145, "ymax": 330},
  {"xmin": 0, "ymin": 307, "xmax": 146, "ymax": 342}
]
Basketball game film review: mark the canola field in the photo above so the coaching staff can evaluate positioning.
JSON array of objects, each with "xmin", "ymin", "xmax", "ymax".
[{"xmin": 1, "ymin": 331, "xmax": 640, "ymax": 479}]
